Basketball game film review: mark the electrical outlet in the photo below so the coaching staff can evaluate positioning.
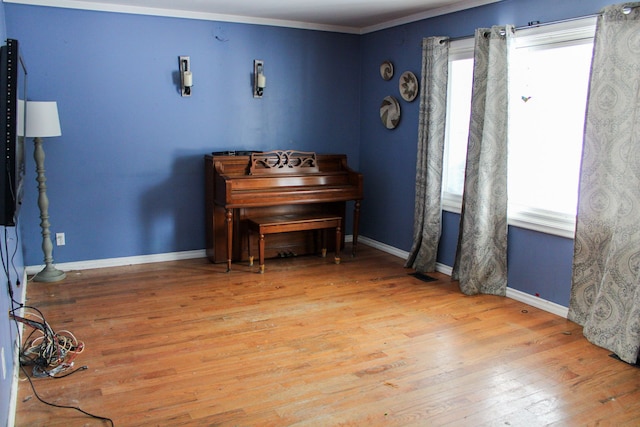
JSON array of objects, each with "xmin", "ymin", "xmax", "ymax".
[
  {"xmin": 1, "ymin": 347, "xmax": 6, "ymax": 380},
  {"xmin": 56, "ymin": 232, "xmax": 66, "ymax": 246}
]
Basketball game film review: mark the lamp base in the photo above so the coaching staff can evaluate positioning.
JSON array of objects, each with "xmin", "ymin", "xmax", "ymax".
[{"xmin": 33, "ymin": 264, "xmax": 66, "ymax": 282}]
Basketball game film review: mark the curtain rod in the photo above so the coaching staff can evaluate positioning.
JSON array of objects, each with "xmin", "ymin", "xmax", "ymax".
[
  {"xmin": 442, "ymin": 4, "xmax": 638, "ymax": 44},
  {"xmin": 514, "ymin": 13, "xmax": 600, "ymax": 31},
  {"xmin": 442, "ymin": 13, "xmax": 598, "ymax": 43}
]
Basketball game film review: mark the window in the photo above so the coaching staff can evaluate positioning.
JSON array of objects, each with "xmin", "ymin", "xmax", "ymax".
[
  {"xmin": 443, "ymin": 38, "xmax": 474, "ymax": 210},
  {"xmin": 442, "ymin": 19, "xmax": 596, "ymax": 238}
]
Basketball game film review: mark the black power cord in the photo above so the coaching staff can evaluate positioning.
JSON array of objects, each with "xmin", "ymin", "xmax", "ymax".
[
  {"xmin": 20, "ymin": 365, "xmax": 114, "ymax": 426},
  {"xmin": 3, "ymin": 223, "xmax": 114, "ymax": 425},
  {"xmin": 8, "ymin": 304, "xmax": 115, "ymax": 425}
]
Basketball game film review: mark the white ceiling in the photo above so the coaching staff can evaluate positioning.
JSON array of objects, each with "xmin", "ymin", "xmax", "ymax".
[{"xmin": 7, "ymin": 0, "xmax": 503, "ymax": 33}]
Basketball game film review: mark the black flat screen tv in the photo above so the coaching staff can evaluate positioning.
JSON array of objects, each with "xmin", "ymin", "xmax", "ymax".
[{"xmin": 0, "ymin": 39, "xmax": 28, "ymax": 226}]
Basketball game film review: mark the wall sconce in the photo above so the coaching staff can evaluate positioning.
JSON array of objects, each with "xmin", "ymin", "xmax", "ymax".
[
  {"xmin": 179, "ymin": 56, "xmax": 193, "ymax": 97},
  {"xmin": 253, "ymin": 59, "xmax": 266, "ymax": 98}
]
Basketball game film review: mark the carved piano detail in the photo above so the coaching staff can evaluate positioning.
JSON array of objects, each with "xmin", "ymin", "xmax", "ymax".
[
  {"xmin": 205, "ymin": 150, "xmax": 363, "ymax": 271},
  {"xmin": 249, "ymin": 150, "xmax": 319, "ymax": 173}
]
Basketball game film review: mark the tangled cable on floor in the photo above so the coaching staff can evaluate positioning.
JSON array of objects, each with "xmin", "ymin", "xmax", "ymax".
[
  {"xmin": 10, "ymin": 305, "xmax": 85, "ymax": 378},
  {"xmin": 10, "ymin": 304, "xmax": 114, "ymax": 426}
]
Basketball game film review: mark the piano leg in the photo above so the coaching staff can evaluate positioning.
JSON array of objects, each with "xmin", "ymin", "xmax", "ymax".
[
  {"xmin": 226, "ymin": 208, "xmax": 233, "ymax": 272},
  {"xmin": 352, "ymin": 200, "xmax": 361, "ymax": 257}
]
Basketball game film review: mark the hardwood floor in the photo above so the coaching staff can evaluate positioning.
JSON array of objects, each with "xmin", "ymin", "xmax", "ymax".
[{"xmin": 14, "ymin": 244, "xmax": 640, "ymax": 426}]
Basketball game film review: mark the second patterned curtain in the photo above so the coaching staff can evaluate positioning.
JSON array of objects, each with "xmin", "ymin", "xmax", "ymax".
[{"xmin": 452, "ymin": 26, "xmax": 513, "ymax": 296}]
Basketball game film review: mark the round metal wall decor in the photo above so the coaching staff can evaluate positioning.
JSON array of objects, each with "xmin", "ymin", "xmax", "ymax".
[
  {"xmin": 380, "ymin": 96, "xmax": 401, "ymax": 129},
  {"xmin": 380, "ymin": 60, "xmax": 394, "ymax": 80},
  {"xmin": 399, "ymin": 71, "xmax": 418, "ymax": 102}
]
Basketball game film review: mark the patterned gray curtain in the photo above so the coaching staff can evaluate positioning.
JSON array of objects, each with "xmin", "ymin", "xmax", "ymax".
[
  {"xmin": 452, "ymin": 26, "xmax": 513, "ymax": 296},
  {"xmin": 405, "ymin": 37, "xmax": 450, "ymax": 272},
  {"xmin": 568, "ymin": 3, "xmax": 640, "ymax": 365}
]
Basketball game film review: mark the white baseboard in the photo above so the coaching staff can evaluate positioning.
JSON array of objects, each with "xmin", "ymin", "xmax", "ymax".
[
  {"xmin": 358, "ymin": 235, "xmax": 408, "ymax": 259},
  {"xmin": 505, "ymin": 287, "xmax": 569, "ymax": 318},
  {"xmin": 358, "ymin": 235, "xmax": 569, "ymax": 319},
  {"xmin": 26, "ymin": 249, "xmax": 207, "ymax": 275},
  {"xmin": 27, "ymin": 236, "xmax": 359, "ymax": 274},
  {"xmin": 25, "ymin": 236, "xmax": 569, "ymax": 319},
  {"xmin": 435, "ymin": 262, "xmax": 453, "ymax": 276},
  {"xmin": 8, "ymin": 270, "xmax": 27, "ymax": 427}
]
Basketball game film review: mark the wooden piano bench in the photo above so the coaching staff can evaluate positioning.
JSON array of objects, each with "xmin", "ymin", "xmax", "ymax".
[{"xmin": 247, "ymin": 214, "xmax": 342, "ymax": 273}]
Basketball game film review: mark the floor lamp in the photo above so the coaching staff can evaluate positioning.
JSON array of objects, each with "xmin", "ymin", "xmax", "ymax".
[{"xmin": 25, "ymin": 101, "xmax": 66, "ymax": 282}]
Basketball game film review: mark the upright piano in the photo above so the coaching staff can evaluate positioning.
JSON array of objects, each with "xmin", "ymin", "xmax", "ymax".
[{"xmin": 205, "ymin": 150, "xmax": 363, "ymax": 271}]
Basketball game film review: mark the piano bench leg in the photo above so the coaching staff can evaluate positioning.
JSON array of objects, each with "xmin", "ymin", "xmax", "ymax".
[
  {"xmin": 335, "ymin": 223, "xmax": 341, "ymax": 265},
  {"xmin": 259, "ymin": 233, "xmax": 265, "ymax": 273},
  {"xmin": 247, "ymin": 216, "xmax": 342, "ymax": 273},
  {"xmin": 247, "ymin": 228, "xmax": 252, "ymax": 266}
]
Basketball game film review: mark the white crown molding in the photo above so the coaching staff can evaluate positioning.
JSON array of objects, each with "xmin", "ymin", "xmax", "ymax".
[
  {"xmin": 5, "ymin": 0, "xmax": 503, "ymax": 34},
  {"xmin": 4, "ymin": 0, "xmax": 362, "ymax": 34},
  {"xmin": 360, "ymin": 0, "xmax": 503, "ymax": 34}
]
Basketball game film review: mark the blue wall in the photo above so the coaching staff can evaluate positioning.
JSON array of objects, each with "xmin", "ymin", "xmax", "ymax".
[
  {"xmin": 2, "ymin": 1, "xmax": 615, "ymax": 301},
  {"xmin": 358, "ymin": 0, "xmax": 612, "ymax": 306},
  {"xmin": 5, "ymin": 0, "xmax": 614, "ymax": 306},
  {"xmin": 0, "ymin": 0, "xmax": 621, "ymax": 423},
  {"xmin": 5, "ymin": 5, "xmax": 361, "ymax": 264}
]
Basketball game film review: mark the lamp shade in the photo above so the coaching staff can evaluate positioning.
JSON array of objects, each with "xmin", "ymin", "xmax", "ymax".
[{"xmin": 21, "ymin": 101, "xmax": 62, "ymax": 138}]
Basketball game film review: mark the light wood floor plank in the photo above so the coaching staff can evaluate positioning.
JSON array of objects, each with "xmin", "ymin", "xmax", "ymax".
[{"xmin": 14, "ymin": 244, "xmax": 640, "ymax": 426}]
